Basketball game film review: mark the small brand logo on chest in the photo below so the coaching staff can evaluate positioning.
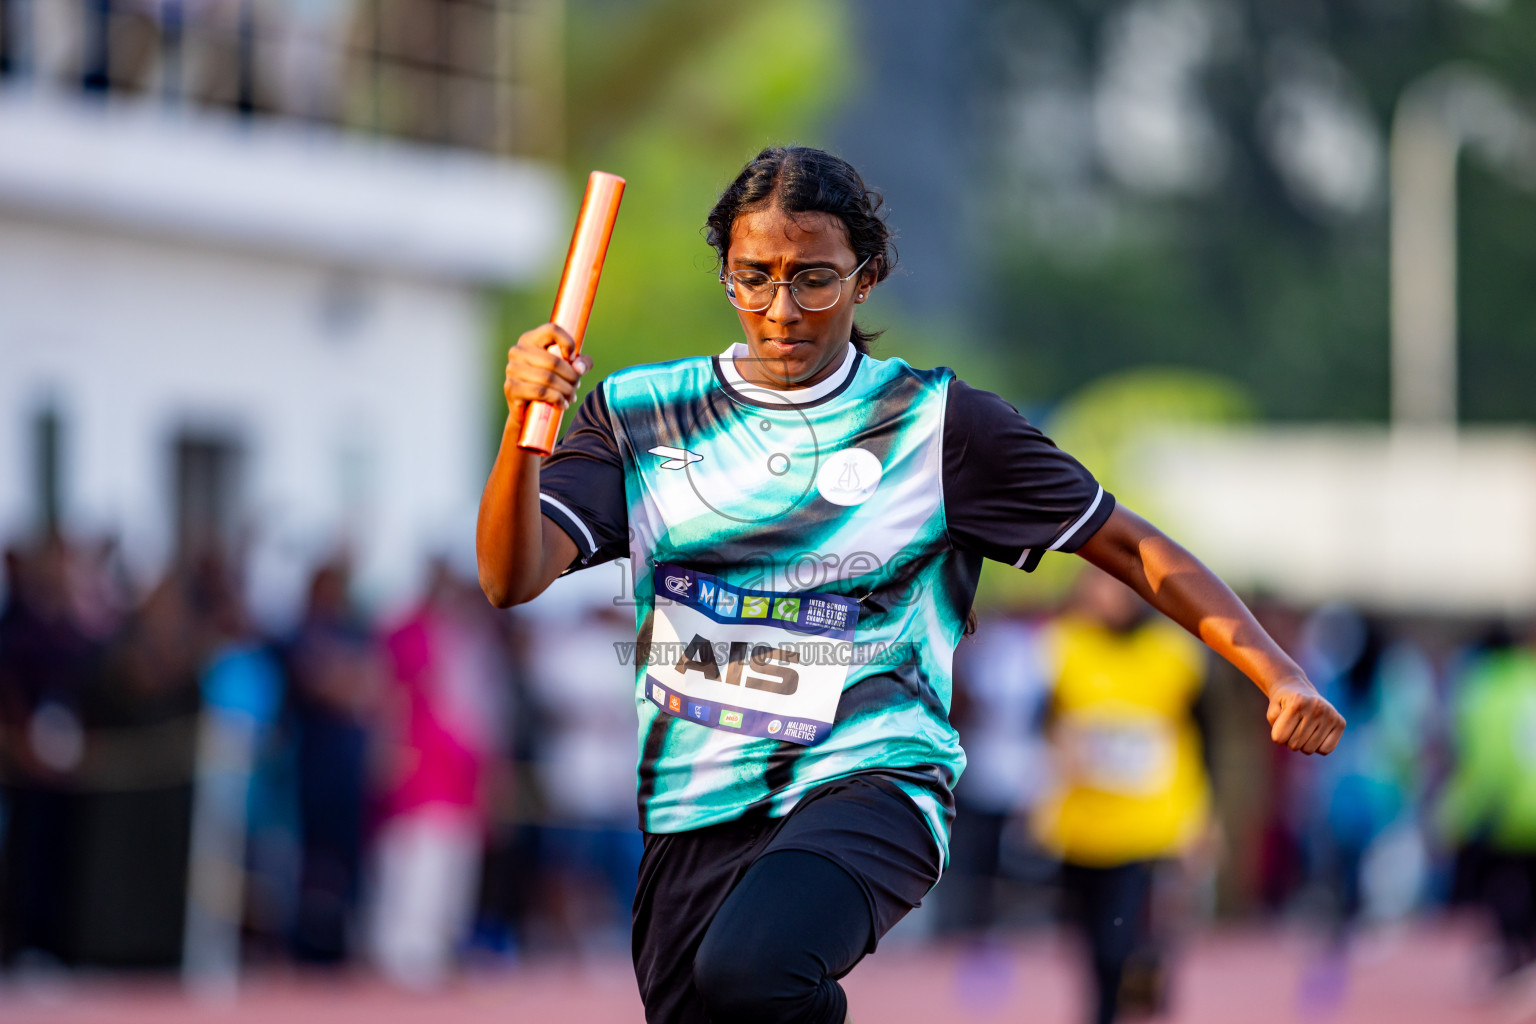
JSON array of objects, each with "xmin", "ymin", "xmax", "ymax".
[{"xmin": 649, "ymin": 445, "xmax": 703, "ymax": 470}]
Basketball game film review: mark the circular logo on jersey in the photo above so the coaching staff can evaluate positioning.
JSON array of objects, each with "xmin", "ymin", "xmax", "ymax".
[
  {"xmin": 767, "ymin": 719, "xmax": 783, "ymax": 735},
  {"xmin": 815, "ymin": 447, "xmax": 882, "ymax": 506}
]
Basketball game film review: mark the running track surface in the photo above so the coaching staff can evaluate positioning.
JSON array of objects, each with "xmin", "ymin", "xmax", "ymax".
[{"xmin": 2, "ymin": 922, "xmax": 1529, "ymax": 1024}]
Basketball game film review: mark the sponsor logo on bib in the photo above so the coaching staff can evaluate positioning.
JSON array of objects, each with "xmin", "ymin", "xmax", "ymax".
[
  {"xmin": 767, "ymin": 719, "xmax": 783, "ymax": 735},
  {"xmin": 720, "ymin": 710, "xmax": 743, "ymax": 728},
  {"xmin": 665, "ymin": 575, "xmax": 690, "ymax": 596},
  {"xmin": 773, "ymin": 597, "xmax": 801, "ymax": 621}
]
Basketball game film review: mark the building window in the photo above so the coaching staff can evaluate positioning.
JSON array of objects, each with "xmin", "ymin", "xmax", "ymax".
[
  {"xmin": 32, "ymin": 404, "xmax": 63, "ymax": 535},
  {"xmin": 174, "ymin": 432, "xmax": 243, "ymax": 557}
]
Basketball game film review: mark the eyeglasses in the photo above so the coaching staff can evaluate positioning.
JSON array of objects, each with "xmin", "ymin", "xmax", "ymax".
[{"xmin": 721, "ymin": 255, "xmax": 871, "ymax": 313}]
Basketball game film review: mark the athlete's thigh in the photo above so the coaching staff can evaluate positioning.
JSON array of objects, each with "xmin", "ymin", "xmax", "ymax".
[
  {"xmin": 763, "ymin": 774, "xmax": 944, "ymax": 951},
  {"xmin": 632, "ymin": 822, "xmax": 767, "ymax": 1024},
  {"xmin": 693, "ymin": 849, "xmax": 871, "ymax": 1023}
]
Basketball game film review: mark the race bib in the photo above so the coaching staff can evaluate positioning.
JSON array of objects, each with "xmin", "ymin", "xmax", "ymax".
[
  {"xmin": 644, "ymin": 563, "xmax": 859, "ymax": 746},
  {"xmin": 1061, "ymin": 716, "xmax": 1176, "ymax": 796}
]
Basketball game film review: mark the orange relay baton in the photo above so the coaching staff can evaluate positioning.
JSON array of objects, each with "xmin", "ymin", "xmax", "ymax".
[{"xmin": 518, "ymin": 170, "xmax": 627, "ymax": 455}]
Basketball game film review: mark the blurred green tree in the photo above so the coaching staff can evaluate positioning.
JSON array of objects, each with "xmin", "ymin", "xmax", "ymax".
[
  {"xmin": 491, "ymin": 0, "xmax": 861, "ymax": 421},
  {"xmin": 980, "ymin": 0, "xmax": 1536, "ymax": 425}
]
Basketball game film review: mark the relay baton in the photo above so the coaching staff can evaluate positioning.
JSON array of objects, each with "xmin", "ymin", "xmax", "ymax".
[{"xmin": 518, "ymin": 170, "xmax": 627, "ymax": 455}]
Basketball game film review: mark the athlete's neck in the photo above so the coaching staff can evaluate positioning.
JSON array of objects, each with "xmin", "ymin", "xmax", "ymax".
[{"xmin": 734, "ymin": 340, "xmax": 852, "ymax": 391}]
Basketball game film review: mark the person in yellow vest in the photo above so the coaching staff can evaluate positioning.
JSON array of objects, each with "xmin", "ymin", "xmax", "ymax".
[{"xmin": 1035, "ymin": 567, "xmax": 1213, "ymax": 1024}]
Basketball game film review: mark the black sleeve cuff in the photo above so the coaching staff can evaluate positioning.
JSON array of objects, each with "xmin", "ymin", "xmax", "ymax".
[
  {"xmin": 1017, "ymin": 487, "xmax": 1116, "ymax": 571},
  {"xmin": 539, "ymin": 492, "xmax": 599, "ymax": 562}
]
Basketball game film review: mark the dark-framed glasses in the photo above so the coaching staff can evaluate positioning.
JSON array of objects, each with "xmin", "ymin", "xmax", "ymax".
[{"xmin": 722, "ymin": 255, "xmax": 871, "ymax": 313}]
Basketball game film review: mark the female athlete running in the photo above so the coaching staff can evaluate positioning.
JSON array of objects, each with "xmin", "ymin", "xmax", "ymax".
[{"xmin": 476, "ymin": 146, "xmax": 1345, "ymax": 1024}]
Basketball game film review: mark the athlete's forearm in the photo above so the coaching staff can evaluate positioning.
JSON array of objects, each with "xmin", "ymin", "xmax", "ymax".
[
  {"xmin": 478, "ymin": 325, "xmax": 588, "ymax": 608},
  {"xmin": 476, "ymin": 412, "xmax": 560, "ymax": 607},
  {"xmin": 1075, "ymin": 505, "xmax": 1307, "ymax": 697}
]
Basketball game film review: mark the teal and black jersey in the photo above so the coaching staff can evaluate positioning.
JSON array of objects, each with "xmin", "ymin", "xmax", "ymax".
[{"xmin": 538, "ymin": 342, "xmax": 1113, "ymax": 862}]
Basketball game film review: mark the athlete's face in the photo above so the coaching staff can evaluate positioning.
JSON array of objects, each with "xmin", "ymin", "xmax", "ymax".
[{"xmin": 726, "ymin": 207, "xmax": 877, "ymax": 389}]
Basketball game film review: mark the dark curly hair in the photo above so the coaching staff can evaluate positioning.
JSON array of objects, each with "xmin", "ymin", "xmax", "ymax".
[{"xmin": 705, "ymin": 146, "xmax": 897, "ymax": 354}]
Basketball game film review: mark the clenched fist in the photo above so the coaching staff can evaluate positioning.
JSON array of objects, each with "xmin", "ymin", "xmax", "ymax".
[
  {"xmin": 1266, "ymin": 679, "xmax": 1346, "ymax": 755},
  {"xmin": 503, "ymin": 323, "xmax": 593, "ymax": 426}
]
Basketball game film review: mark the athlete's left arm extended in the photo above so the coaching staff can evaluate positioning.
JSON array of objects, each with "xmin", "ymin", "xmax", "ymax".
[{"xmin": 1074, "ymin": 504, "xmax": 1345, "ymax": 756}]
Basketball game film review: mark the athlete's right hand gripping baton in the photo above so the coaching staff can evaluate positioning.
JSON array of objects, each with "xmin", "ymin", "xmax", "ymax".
[{"xmin": 518, "ymin": 171, "xmax": 627, "ymax": 455}]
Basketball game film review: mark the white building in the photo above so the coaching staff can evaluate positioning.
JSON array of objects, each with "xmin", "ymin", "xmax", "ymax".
[{"xmin": 0, "ymin": 92, "xmax": 563, "ymax": 621}]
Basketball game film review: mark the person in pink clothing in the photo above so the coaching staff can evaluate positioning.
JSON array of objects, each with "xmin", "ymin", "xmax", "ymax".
[{"xmin": 369, "ymin": 560, "xmax": 509, "ymax": 989}]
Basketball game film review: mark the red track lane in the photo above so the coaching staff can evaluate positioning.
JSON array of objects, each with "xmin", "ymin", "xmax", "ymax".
[{"xmin": 0, "ymin": 922, "xmax": 1522, "ymax": 1024}]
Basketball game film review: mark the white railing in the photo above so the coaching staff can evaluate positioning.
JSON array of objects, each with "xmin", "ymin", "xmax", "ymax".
[{"xmin": 0, "ymin": 0, "xmax": 564, "ymax": 156}]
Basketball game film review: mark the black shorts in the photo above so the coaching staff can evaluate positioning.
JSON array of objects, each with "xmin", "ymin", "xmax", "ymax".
[{"xmin": 632, "ymin": 772, "xmax": 943, "ymax": 1024}]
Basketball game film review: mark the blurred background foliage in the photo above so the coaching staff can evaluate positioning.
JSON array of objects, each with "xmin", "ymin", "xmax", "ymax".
[
  {"xmin": 498, "ymin": 0, "xmax": 1536, "ymax": 420},
  {"xmin": 494, "ymin": 0, "xmax": 854, "ymax": 409},
  {"xmin": 982, "ymin": 0, "xmax": 1536, "ymax": 425}
]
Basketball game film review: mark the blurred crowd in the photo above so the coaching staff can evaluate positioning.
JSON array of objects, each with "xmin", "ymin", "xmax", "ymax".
[
  {"xmin": 942, "ymin": 572, "xmax": 1536, "ymax": 1021},
  {"xmin": 0, "ymin": 530, "xmax": 640, "ymax": 989},
  {"xmin": 4, "ymin": 530, "xmax": 1536, "ymax": 1021}
]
